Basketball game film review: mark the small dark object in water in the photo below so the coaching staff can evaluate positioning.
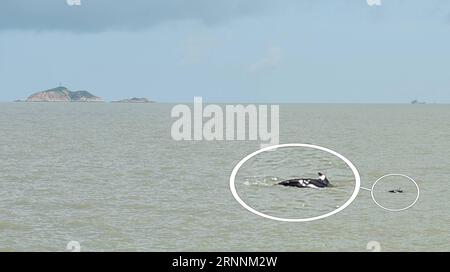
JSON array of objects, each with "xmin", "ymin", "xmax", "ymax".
[
  {"xmin": 388, "ymin": 188, "xmax": 404, "ymax": 193},
  {"xmin": 278, "ymin": 172, "xmax": 330, "ymax": 188}
]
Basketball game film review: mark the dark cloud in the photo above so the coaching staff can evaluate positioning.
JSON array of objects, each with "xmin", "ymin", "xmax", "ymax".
[{"xmin": 0, "ymin": 0, "xmax": 278, "ymax": 32}]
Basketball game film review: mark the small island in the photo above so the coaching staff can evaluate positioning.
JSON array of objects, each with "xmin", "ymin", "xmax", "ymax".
[
  {"xmin": 112, "ymin": 97, "xmax": 154, "ymax": 103},
  {"xmin": 23, "ymin": 87, "xmax": 103, "ymax": 102}
]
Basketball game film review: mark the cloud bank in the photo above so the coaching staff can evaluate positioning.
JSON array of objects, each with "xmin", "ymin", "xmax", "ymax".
[
  {"xmin": 0, "ymin": 0, "xmax": 276, "ymax": 32},
  {"xmin": 2, "ymin": 0, "xmax": 449, "ymax": 33}
]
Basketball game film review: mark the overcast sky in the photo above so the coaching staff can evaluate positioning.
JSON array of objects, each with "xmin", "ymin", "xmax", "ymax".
[{"xmin": 1, "ymin": 0, "xmax": 450, "ymax": 102}]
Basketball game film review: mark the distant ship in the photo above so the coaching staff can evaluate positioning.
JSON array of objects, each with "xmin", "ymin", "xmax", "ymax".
[{"xmin": 411, "ymin": 99, "xmax": 426, "ymax": 105}]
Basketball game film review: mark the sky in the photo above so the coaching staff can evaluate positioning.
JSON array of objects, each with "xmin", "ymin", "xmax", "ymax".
[{"xmin": 1, "ymin": 0, "xmax": 450, "ymax": 103}]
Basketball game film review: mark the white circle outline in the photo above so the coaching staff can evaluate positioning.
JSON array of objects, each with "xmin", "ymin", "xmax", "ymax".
[
  {"xmin": 229, "ymin": 143, "xmax": 361, "ymax": 222},
  {"xmin": 370, "ymin": 174, "xmax": 420, "ymax": 212}
]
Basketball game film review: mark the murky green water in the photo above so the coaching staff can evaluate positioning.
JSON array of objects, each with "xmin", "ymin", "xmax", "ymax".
[{"xmin": 0, "ymin": 103, "xmax": 448, "ymax": 251}]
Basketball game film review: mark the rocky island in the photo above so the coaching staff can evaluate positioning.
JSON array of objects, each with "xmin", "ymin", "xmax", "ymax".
[
  {"xmin": 112, "ymin": 97, "xmax": 154, "ymax": 103},
  {"xmin": 24, "ymin": 87, "xmax": 103, "ymax": 102}
]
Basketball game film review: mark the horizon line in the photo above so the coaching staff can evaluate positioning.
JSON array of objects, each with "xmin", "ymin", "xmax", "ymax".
[{"xmin": 0, "ymin": 100, "xmax": 447, "ymax": 105}]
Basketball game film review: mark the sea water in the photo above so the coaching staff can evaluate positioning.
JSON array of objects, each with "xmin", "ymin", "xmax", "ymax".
[{"xmin": 0, "ymin": 103, "xmax": 448, "ymax": 251}]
